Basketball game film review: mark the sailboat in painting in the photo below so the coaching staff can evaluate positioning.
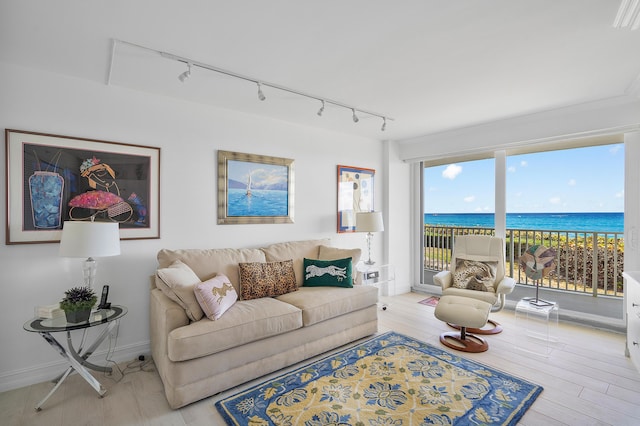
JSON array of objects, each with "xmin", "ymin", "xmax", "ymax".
[{"xmin": 246, "ymin": 172, "xmax": 252, "ymax": 197}]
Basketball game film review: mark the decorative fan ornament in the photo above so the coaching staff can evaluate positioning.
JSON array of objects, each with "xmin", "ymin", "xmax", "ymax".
[
  {"xmin": 519, "ymin": 245, "xmax": 556, "ymax": 306},
  {"xmin": 519, "ymin": 245, "xmax": 556, "ymax": 280}
]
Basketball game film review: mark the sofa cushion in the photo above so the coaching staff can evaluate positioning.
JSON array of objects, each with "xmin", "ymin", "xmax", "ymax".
[
  {"xmin": 262, "ymin": 239, "xmax": 330, "ymax": 287},
  {"xmin": 194, "ymin": 274, "xmax": 238, "ymax": 320},
  {"xmin": 318, "ymin": 245, "xmax": 361, "ymax": 264},
  {"xmin": 302, "ymin": 257, "xmax": 353, "ymax": 288},
  {"xmin": 157, "ymin": 248, "xmax": 266, "ymax": 293},
  {"xmin": 318, "ymin": 245, "xmax": 362, "ymax": 285},
  {"xmin": 156, "ymin": 260, "xmax": 204, "ymax": 321},
  {"xmin": 167, "ymin": 297, "xmax": 302, "ymax": 361},
  {"xmin": 238, "ymin": 260, "xmax": 298, "ymax": 300},
  {"xmin": 276, "ymin": 285, "xmax": 378, "ymax": 326}
]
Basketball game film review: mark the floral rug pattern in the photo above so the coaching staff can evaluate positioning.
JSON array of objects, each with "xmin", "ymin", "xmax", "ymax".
[{"xmin": 215, "ymin": 332, "xmax": 542, "ymax": 425}]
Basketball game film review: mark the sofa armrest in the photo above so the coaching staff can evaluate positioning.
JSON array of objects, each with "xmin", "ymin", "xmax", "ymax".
[
  {"xmin": 150, "ymin": 288, "xmax": 189, "ymax": 365},
  {"xmin": 496, "ymin": 276, "xmax": 516, "ymax": 295},
  {"xmin": 433, "ymin": 270, "xmax": 452, "ymax": 289}
]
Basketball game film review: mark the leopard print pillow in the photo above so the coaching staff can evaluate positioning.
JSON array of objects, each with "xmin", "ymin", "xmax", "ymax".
[
  {"xmin": 452, "ymin": 258, "xmax": 497, "ymax": 292},
  {"xmin": 238, "ymin": 260, "xmax": 298, "ymax": 300}
]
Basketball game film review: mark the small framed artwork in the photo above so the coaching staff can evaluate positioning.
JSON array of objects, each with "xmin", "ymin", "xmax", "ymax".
[
  {"xmin": 5, "ymin": 129, "xmax": 161, "ymax": 244},
  {"xmin": 217, "ymin": 150, "xmax": 294, "ymax": 224},
  {"xmin": 337, "ymin": 164, "xmax": 375, "ymax": 233}
]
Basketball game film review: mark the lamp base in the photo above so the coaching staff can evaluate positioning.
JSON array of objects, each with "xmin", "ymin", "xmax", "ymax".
[{"xmin": 83, "ymin": 257, "xmax": 97, "ymax": 290}]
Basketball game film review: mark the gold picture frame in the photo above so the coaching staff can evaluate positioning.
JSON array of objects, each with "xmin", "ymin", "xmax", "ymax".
[{"xmin": 217, "ymin": 150, "xmax": 294, "ymax": 224}]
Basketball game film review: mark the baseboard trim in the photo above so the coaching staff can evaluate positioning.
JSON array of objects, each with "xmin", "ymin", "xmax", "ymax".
[{"xmin": 0, "ymin": 340, "xmax": 150, "ymax": 393}]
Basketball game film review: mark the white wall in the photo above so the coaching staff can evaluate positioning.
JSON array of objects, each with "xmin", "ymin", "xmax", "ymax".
[{"xmin": 0, "ymin": 62, "xmax": 409, "ymax": 391}]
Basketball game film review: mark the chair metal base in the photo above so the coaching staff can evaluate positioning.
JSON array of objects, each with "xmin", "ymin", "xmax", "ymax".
[
  {"xmin": 440, "ymin": 327, "xmax": 488, "ymax": 353},
  {"xmin": 447, "ymin": 318, "xmax": 503, "ymax": 335}
]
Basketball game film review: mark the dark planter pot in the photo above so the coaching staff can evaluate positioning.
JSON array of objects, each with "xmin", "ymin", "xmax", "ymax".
[{"xmin": 64, "ymin": 309, "xmax": 91, "ymax": 323}]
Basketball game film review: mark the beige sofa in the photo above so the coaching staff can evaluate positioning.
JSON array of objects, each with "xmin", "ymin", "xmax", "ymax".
[{"xmin": 150, "ymin": 239, "xmax": 379, "ymax": 409}]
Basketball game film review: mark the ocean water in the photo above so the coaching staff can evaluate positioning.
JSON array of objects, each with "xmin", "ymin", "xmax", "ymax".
[
  {"xmin": 227, "ymin": 189, "xmax": 289, "ymax": 217},
  {"xmin": 424, "ymin": 212, "xmax": 624, "ymax": 233}
]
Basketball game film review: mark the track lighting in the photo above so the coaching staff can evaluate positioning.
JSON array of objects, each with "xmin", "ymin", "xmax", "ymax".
[
  {"xmin": 614, "ymin": 0, "xmax": 640, "ymax": 30},
  {"xmin": 257, "ymin": 82, "xmax": 266, "ymax": 101},
  {"xmin": 110, "ymin": 40, "xmax": 394, "ymax": 131},
  {"xmin": 178, "ymin": 63, "xmax": 192, "ymax": 82}
]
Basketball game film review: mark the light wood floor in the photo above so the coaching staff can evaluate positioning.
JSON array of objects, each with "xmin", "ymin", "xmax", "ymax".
[{"xmin": 2, "ymin": 292, "xmax": 640, "ymax": 425}]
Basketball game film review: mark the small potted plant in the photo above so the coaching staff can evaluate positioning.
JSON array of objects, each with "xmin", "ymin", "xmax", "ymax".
[{"xmin": 60, "ymin": 286, "xmax": 97, "ymax": 323}]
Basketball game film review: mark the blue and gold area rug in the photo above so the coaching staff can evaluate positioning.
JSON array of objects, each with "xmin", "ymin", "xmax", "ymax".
[{"xmin": 215, "ymin": 331, "xmax": 543, "ymax": 425}]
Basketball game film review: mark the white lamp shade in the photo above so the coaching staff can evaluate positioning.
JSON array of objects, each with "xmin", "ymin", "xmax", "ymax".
[
  {"xmin": 59, "ymin": 221, "xmax": 121, "ymax": 258},
  {"xmin": 355, "ymin": 211, "xmax": 384, "ymax": 232}
]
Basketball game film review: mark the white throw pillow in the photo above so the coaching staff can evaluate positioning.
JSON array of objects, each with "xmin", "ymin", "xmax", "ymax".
[
  {"xmin": 194, "ymin": 274, "xmax": 238, "ymax": 320},
  {"xmin": 156, "ymin": 260, "xmax": 204, "ymax": 321}
]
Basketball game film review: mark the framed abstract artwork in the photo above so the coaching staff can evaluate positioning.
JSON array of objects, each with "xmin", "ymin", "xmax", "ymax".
[
  {"xmin": 5, "ymin": 129, "xmax": 160, "ymax": 244},
  {"xmin": 337, "ymin": 164, "xmax": 375, "ymax": 233},
  {"xmin": 217, "ymin": 150, "xmax": 294, "ymax": 224}
]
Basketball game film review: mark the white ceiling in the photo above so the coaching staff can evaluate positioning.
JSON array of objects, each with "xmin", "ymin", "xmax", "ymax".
[{"xmin": 2, "ymin": 0, "xmax": 640, "ymax": 141}]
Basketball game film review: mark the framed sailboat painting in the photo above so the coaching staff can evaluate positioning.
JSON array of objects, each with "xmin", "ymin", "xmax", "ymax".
[{"xmin": 217, "ymin": 150, "xmax": 294, "ymax": 224}]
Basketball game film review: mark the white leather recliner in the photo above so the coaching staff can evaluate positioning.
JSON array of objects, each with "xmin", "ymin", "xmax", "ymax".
[{"xmin": 433, "ymin": 234, "xmax": 516, "ymax": 334}]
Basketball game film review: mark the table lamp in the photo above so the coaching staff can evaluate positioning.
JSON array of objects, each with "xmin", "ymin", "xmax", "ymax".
[
  {"xmin": 356, "ymin": 211, "xmax": 384, "ymax": 265},
  {"xmin": 59, "ymin": 220, "xmax": 121, "ymax": 289}
]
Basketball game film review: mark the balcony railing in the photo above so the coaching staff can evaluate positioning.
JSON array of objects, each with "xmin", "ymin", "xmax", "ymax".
[{"xmin": 424, "ymin": 226, "xmax": 624, "ymax": 298}]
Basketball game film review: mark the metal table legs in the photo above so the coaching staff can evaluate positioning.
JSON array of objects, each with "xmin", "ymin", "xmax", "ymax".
[{"xmin": 35, "ymin": 320, "xmax": 118, "ymax": 411}]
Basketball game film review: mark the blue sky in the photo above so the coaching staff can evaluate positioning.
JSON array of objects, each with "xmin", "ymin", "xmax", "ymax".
[
  {"xmin": 424, "ymin": 144, "xmax": 625, "ymax": 213},
  {"xmin": 228, "ymin": 160, "xmax": 288, "ymax": 189}
]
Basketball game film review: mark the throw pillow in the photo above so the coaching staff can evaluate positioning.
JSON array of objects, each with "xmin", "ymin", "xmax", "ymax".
[
  {"xmin": 303, "ymin": 257, "xmax": 353, "ymax": 288},
  {"xmin": 452, "ymin": 257, "xmax": 498, "ymax": 292},
  {"xmin": 318, "ymin": 245, "xmax": 362, "ymax": 285},
  {"xmin": 156, "ymin": 260, "xmax": 205, "ymax": 321},
  {"xmin": 194, "ymin": 274, "xmax": 238, "ymax": 320},
  {"xmin": 238, "ymin": 260, "xmax": 298, "ymax": 300},
  {"xmin": 261, "ymin": 239, "xmax": 330, "ymax": 287}
]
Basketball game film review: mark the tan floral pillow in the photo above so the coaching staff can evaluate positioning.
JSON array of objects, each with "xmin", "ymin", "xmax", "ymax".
[
  {"xmin": 452, "ymin": 258, "xmax": 497, "ymax": 292},
  {"xmin": 238, "ymin": 260, "xmax": 298, "ymax": 300}
]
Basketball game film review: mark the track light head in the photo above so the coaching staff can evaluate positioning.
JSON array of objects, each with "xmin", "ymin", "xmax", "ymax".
[
  {"xmin": 352, "ymin": 108, "xmax": 359, "ymax": 123},
  {"xmin": 381, "ymin": 117, "xmax": 387, "ymax": 131},
  {"xmin": 178, "ymin": 63, "xmax": 192, "ymax": 82},
  {"xmin": 317, "ymin": 100, "xmax": 325, "ymax": 116},
  {"xmin": 257, "ymin": 82, "xmax": 266, "ymax": 101}
]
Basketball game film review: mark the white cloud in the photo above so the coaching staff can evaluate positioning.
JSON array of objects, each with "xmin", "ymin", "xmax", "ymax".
[
  {"xmin": 610, "ymin": 145, "xmax": 621, "ymax": 155},
  {"xmin": 464, "ymin": 195, "xmax": 475, "ymax": 203},
  {"xmin": 549, "ymin": 196, "xmax": 561, "ymax": 204},
  {"xmin": 442, "ymin": 164, "xmax": 462, "ymax": 180},
  {"xmin": 520, "ymin": 161, "xmax": 528, "ymax": 167},
  {"xmin": 615, "ymin": 190, "xmax": 624, "ymax": 198},
  {"xmin": 568, "ymin": 179, "xmax": 576, "ymax": 186},
  {"xmin": 428, "ymin": 186, "xmax": 438, "ymax": 192},
  {"xmin": 507, "ymin": 166, "xmax": 516, "ymax": 173}
]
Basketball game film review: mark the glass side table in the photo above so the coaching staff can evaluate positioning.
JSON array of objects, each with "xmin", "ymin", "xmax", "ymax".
[
  {"xmin": 23, "ymin": 305, "xmax": 127, "ymax": 410},
  {"xmin": 515, "ymin": 299, "xmax": 558, "ymax": 357}
]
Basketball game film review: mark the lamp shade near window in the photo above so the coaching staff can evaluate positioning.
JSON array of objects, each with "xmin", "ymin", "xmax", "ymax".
[
  {"xmin": 59, "ymin": 221, "xmax": 121, "ymax": 289},
  {"xmin": 356, "ymin": 212, "xmax": 384, "ymax": 265},
  {"xmin": 355, "ymin": 211, "xmax": 384, "ymax": 233}
]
